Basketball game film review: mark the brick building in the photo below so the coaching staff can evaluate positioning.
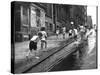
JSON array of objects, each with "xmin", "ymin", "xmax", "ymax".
[
  {"xmin": 87, "ymin": 16, "xmax": 93, "ymax": 29},
  {"xmin": 12, "ymin": 2, "xmax": 46, "ymax": 42},
  {"xmin": 69, "ymin": 5, "xmax": 87, "ymax": 28},
  {"xmin": 12, "ymin": 2, "xmax": 87, "ymax": 42}
]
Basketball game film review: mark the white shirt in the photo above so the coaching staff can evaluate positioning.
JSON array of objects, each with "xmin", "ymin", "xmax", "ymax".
[
  {"xmin": 69, "ymin": 29, "xmax": 72, "ymax": 33},
  {"xmin": 62, "ymin": 27, "xmax": 66, "ymax": 34},
  {"xmin": 40, "ymin": 31, "xmax": 47, "ymax": 40},
  {"xmin": 74, "ymin": 29, "xmax": 78, "ymax": 35},
  {"xmin": 86, "ymin": 29, "xmax": 96, "ymax": 38},
  {"xmin": 62, "ymin": 27, "xmax": 66, "ymax": 32},
  {"xmin": 30, "ymin": 35, "xmax": 39, "ymax": 42},
  {"xmin": 80, "ymin": 26, "xmax": 85, "ymax": 33},
  {"xmin": 56, "ymin": 30, "xmax": 59, "ymax": 34},
  {"xmin": 87, "ymin": 29, "xmax": 96, "ymax": 54}
]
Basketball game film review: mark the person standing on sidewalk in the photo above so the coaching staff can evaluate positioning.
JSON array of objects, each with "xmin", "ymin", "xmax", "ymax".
[
  {"xmin": 79, "ymin": 25, "xmax": 86, "ymax": 41},
  {"xmin": 56, "ymin": 29, "xmax": 60, "ymax": 39},
  {"xmin": 73, "ymin": 28, "xmax": 78, "ymax": 41},
  {"xmin": 39, "ymin": 27, "xmax": 47, "ymax": 49},
  {"xmin": 85, "ymin": 26, "xmax": 96, "ymax": 54},
  {"xmin": 69, "ymin": 29, "xmax": 72, "ymax": 38},
  {"xmin": 77, "ymin": 25, "xmax": 88, "ymax": 59},
  {"xmin": 62, "ymin": 27, "xmax": 66, "ymax": 39}
]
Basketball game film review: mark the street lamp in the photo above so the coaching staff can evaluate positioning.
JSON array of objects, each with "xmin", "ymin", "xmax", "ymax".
[
  {"xmin": 71, "ymin": 21, "xmax": 74, "ymax": 25},
  {"xmin": 70, "ymin": 21, "xmax": 74, "ymax": 29}
]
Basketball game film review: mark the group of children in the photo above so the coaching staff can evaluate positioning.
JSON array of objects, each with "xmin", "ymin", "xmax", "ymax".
[
  {"xmin": 26, "ymin": 27, "xmax": 47, "ymax": 59},
  {"xmin": 56, "ymin": 26, "xmax": 79, "ymax": 40},
  {"xmin": 68, "ymin": 28, "xmax": 78, "ymax": 40},
  {"xmin": 26, "ymin": 25, "xmax": 91, "ymax": 59},
  {"xmin": 56, "ymin": 27, "xmax": 66, "ymax": 39}
]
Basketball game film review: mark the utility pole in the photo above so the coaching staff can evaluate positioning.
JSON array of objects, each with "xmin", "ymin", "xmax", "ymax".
[
  {"xmin": 52, "ymin": 4, "xmax": 56, "ymax": 33},
  {"xmin": 52, "ymin": 4, "xmax": 54, "ymax": 32},
  {"xmin": 96, "ymin": 6, "xmax": 98, "ymax": 30}
]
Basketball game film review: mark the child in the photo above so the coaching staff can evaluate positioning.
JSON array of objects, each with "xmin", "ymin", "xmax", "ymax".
[
  {"xmin": 73, "ymin": 28, "xmax": 78, "ymax": 41},
  {"xmin": 56, "ymin": 29, "xmax": 59, "ymax": 39},
  {"xmin": 69, "ymin": 29, "xmax": 72, "ymax": 37},
  {"xmin": 26, "ymin": 33, "xmax": 41, "ymax": 59},
  {"xmin": 39, "ymin": 27, "xmax": 47, "ymax": 49},
  {"xmin": 62, "ymin": 27, "xmax": 66, "ymax": 39}
]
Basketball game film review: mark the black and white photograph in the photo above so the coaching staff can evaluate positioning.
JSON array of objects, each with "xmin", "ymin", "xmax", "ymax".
[{"xmin": 11, "ymin": 1, "xmax": 98, "ymax": 74}]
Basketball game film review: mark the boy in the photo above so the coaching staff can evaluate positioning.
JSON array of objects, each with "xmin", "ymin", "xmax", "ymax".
[
  {"xmin": 62, "ymin": 27, "xmax": 66, "ymax": 39},
  {"xmin": 73, "ymin": 28, "xmax": 78, "ymax": 41},
  {"xmin": 69, "ymin": 29, "xmax": 72, "ymax": 37},
  {"xmin": 56, "ymin": 29, "xmax": 59, "ymax": 39},
  {"xmin": 26, "ymin": 33, "xmax": 41, "ymax": 59},
  {"xmin": 39, "ymin": 27, "xmax": 47, "ymax": 49}
]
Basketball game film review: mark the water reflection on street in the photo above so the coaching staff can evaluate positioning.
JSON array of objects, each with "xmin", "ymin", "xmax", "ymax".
[
  {"xmin": 50, "ymin": 30, "xmax": 97, "ymax": 71},
  {"xmin": 50, "ymin": 53, "xmax": 81, "ymax": 71}
]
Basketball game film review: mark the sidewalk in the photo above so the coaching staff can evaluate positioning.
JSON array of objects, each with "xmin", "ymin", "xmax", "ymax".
[{"xmin": 15, "ymin": 33, "xmax": 70, "ymax": 73}]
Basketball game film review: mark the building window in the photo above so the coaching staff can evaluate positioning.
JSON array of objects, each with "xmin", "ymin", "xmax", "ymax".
[
  {"xmin": 36, "ymin": 17, "xmax": 41, "ymax": 27},
  {"xmin": 23, "ymin": 6, "xmax": 29, "ymax": 25},
  {"xmin": 36, "ymin": 8, "xmax": 41, "ymax": 27},
  {"xmin": 36, "ymin": 9, "xmax": 40, "ymax": 17},
  {"xmin": 45, "ymin": 22, "xmax": 48, "ymax": 30},
  {"xmin": 22, "ymin": 27, "xmax": 28, "ymax": 33},
  {"xmin": 49, "ymin": 23, "xmax": 52, "ymax": 31},
  {"xmin": 15, "ymin": 5, "xmax": 20, "ymax": 31}
]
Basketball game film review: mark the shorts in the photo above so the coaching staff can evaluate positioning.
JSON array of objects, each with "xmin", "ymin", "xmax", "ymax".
[
  {"xmin": 41, "ymin": 40, "xmax": 47, "ymax": 44},
  {"xmin": 74, "ymin": 35, "xmax": 77, "ymax": 39},
  {"xmin": 29, "ymin": 41, "xmax": 37, "ymax": 51},
  {"xmin": 69, "ymin": 33, "xmax": 72, "ymax": 36}
]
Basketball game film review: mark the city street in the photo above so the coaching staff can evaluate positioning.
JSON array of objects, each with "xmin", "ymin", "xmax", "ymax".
[
  {"xmin": 15, "ymin": 33, "xmax": 69, "ymax": 63},
  {"xmin": 15, "ymin": 33, "xmax": 72, "ymax": 73},
  {"xmin": 14, "ymin": 30, "xmax": 97, "ymax": 73},
  {"xmin": 11, "ymin": 2, "xmax": 97, "ymax": 74},
  {"xmin": 50, "ymin": 45, "xmax": 96, "ymax": 71}
]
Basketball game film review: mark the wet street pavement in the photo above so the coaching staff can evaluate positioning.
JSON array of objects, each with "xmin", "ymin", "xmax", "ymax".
[
  {"xmin": 50, "ymin": 53, "xmax": 80, "ymax": 71},
  {"xmin": 15, "ymin": 34, "xmax": 68, "ymax": 63},
  {"xmin": 14, "ymin": 33, "xmax": 73, "ymax": 73},
  {"xmin": 50, "ymin": 45, "xmax": 97, "ymax": 72},
  {"xmin": 50, "ymin": 31, "xmax": 97, "ymax": 71},
  {"xmin": 14, "ymin": 30, "xmax": 97, "ymax": 73}
]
